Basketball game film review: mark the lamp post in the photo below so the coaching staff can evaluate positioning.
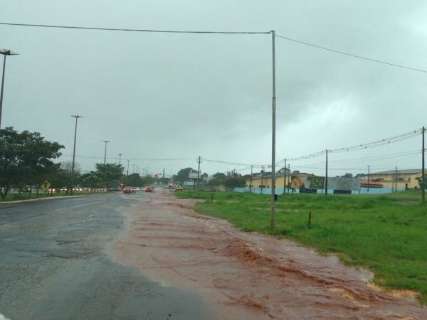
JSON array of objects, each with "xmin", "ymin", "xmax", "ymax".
[
  {"xmin": 0, "ymin": 49, "xmax": 19, "ymax": 128},
  {"xmin": 103, "ymin": 140, "xmax": 110, "ymax": 164},
  {"xmin": 70, "ymin": 115, "xmax": 82, "ymax": 194},
  {"xmin": 71, "ymin": 115, "xmax": 82, "ymax": 176}
]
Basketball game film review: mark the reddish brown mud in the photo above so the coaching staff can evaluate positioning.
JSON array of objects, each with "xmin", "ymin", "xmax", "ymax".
[{"xmin": 113, "ymin": 190, "xmax": 427, "ymax": 320}]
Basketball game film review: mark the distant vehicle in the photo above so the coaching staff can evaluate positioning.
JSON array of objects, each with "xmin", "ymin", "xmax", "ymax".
[
  {"xmin": 175, "ymin": 185, "xmax": 184, "ymax": 192},
  {"xmin": 122, "ymin": 187, "xmax": 136, "ymax": 194},
  {"xmin": 144, "ymin": 186, "xmax": 153, "ymax": 192}
]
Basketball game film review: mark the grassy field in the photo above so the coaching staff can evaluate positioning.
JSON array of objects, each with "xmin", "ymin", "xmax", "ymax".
[{"xmin": 177, "ymin": 190, "xmax": 427, "ymax": 303}]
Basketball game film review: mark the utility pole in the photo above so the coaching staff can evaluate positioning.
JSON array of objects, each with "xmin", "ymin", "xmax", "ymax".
[
  {"xmin": 261, "ymin": 167, "xmax": 265, "ymax": 194},
  {"xmin": 325, "ymin": 149, "xmax": 329, "ymax": 196},
  {"xmin": 71, "ymin": 115, "xmax": 82, "ymax": 177},
  {"xmin": 422, "ymin": 126, "xmax": 425, "ymax": 203},
  {"xmin": 250, "ymin": 165, "xmax": 253, "ymax": 193},
  {"xmin": 367, "ymin": 165, "xmax": 370, "ymax": 193},
  {"xmin": 0, "ymin": 49, "xmax": 18, "ymax": 129},
  {"xmin": 103, "ymin": 140, "xmax": 110, "ymax": 164},
  {"xmin": 288, "ymin": 164, "xmax": 291, "ymax": 193},
  {"xmin": 282, "ymin": 159, "xmax": 287, "ymax": 195},
  {"xmin": 396, "ymin": 167, "xmax": 400, "ymax": 192},
  {"xmin": 394, "ymin": 166, "xmax": 397, "ymax": 192},
  {"xmin": 118, "ymin": 153, "xmax": 122, "ymax": 165},
  {"xmin": 197, "ymin": 156, "xmax": 201, "ymax": 189},
  {"xmin": 70, "ymin": 115, "xmax": 82, "ymax": 194},
  {"xmin": 270, "ymin": 30, "xmax": 277, "ymax": 230},
  {"xmin": 163, "ymin": 168, "xmax": 165, "ymax": 179},
  {"xmin": 126, "ymin": 159, "xmax": 130, "ymax": 176}
]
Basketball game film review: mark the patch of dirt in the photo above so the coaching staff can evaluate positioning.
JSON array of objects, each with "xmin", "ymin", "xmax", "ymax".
[{"xmin": 112, "ymin": 189, "xmax": 427, "ymax": 320}]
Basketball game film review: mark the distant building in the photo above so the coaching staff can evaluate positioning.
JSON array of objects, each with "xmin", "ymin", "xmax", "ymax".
[
  {"xmin": 245, "ymin": 168, "xmax": 425, "ymax": 193},
  {"xmin": 246, "ymin": 170, "xmax": 360, "ymax": 192},
  {"xmin": 328, "ymin": 174, "xmax": 360, "ymax": 192},
  {"xmin": 246, "ymin": 167, "xmax": 291, "ymax": 189},
  {"xmin": 359, "ymin": 169, "xmax": 423, "ymax": 190}
]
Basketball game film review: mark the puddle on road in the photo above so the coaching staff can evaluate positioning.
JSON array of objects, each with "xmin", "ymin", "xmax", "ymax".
[
  {"xmin": 0, "ymin": 194, "xmax": 212, "ymax": 320},
  {"xmin": 113, "ymin": 190, "xmax": 427, "ymax": 320}
]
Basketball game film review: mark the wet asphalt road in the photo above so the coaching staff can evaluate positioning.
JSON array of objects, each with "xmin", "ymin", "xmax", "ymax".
[{"xmin": 0, "ymin": 193, "xmax": 209, "ymax": 320}]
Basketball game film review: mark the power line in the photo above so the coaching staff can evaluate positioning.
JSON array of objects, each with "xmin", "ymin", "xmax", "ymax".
[
  {"xmin": 286, "ymin": 150, "xmax": 326, "ymax": 162},
  {"xmin": 276, "ymin": 33, "xmax": 427, "ymax": 74},
  {"xmin": 61, "ymin": 154, "xmax": 193, "ymax": 162},
  {"xmin": 202, "ymin": 158, "xmax": 265, "ymax": 168},
  {"xmin": 280, "ymin": 128, "xmax": 422, "ymax": 163},
  {"xmin": 329, "ymin": 129, "xmax": 421, "ymax": 154},
  {"xmin": 1, "ymin": 22, "xmax": 426, "ymax": 74},
  {"xmin": 327, "ymin": 150, "xmax": 421, "ymax": 163},
  {"xmin": 0, "ymin": 22, "xmax": 269, "ymax": 35}
]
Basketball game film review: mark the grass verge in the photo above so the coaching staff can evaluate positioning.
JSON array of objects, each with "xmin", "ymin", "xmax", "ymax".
[{"xmin": 177, "ymin": 190, "xmax": 427, "ymax": 303}]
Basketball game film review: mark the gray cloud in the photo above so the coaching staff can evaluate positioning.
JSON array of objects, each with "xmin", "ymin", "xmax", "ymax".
[{"xmin": 1, "ymin": 0, "xmax": 426, "ymax": 175}]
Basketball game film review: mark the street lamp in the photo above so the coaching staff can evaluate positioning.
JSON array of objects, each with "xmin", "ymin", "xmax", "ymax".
[
  {"xmin": 71, "ymin": 115, "xmax": 83, "ymax": 176},
  {"xmin": 0, "ymin": 49, "xmax": 19, "ymax": 128},
  {"xmin": 103, "ymin": 140, "xmax": 110, "ymax": 164},
  {"xmin": 70, "ymin": 115, "xmax": 82, "ymax": 194}
]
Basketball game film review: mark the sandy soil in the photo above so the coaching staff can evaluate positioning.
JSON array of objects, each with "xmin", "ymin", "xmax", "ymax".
[{"xmin": 113, "ymin": 190, "xmax": 427, "ymax": 320}]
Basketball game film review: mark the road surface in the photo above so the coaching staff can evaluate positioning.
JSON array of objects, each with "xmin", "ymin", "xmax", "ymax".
[
  {"xmin": 0, "ymin": 193, "xmax": 210, "ymax": 320},
  {"xmin": 1, "ymin": 191, "xmax": 427, "ymax": 319}
]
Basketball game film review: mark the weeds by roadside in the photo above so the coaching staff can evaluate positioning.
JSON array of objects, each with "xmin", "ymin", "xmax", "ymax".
[{"xmin": 177, "ymin": 190, "xmax": 427, "ymax": 303}]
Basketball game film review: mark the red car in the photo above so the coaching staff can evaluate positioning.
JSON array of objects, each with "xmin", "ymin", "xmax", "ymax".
[
  {"xmin": 144, "ymin": 186, "xmax": 153, "ymax": 192},
  {"xmin": 122, "ymin": 187, "xmax": 135, "ymax": 194}
]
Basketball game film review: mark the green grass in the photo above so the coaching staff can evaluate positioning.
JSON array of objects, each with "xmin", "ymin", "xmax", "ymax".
[{"xmin": 177, "ymin": 190, "xmax": 427, "ymax": 303}]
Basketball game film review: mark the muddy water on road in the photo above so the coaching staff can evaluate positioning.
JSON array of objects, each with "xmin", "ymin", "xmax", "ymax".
[{"xmin": 113, "ymin": 190, "xmax": 427, "ymax": 320}]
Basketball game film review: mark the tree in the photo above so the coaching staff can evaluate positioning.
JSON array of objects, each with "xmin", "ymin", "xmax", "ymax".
[
  {"xmin": 60, "ymin": 161, "xmax": 81, "ymax": 175},
  {"xmin": 207, "ymin": 172, "xmax": 246, "ymax": 190},
  {"xmin": 95, "ymin": 163, "xmax": 124, "ymax": 189},
  {"xmin": 79, "ymin": 171, "xmax": 103, "ymax": 188},
  {"xmin": 141, "ymin": 175, "xmax": 155, "ymax": 186},
  {"xmin": 173, "ymin": 168, "xmax": 195, "ymax": 183},
  {"xmin": 224, "ymin": 175, "xmax": 246, "ymax": 190},
  {"xmin": 123, "ymin": 173, "xmax": 143, "ymax": 187},
  {"xmin": 59, "ymin": 161, "xmax": 81, "ymax": 191},
  {"xmin": 49, "ymin": 168, "xmax": 73, "ymax": 190},
  {"xmin": 208, "ymin": 172, "xmax": 227, "ymax": 186},
  {"xmin": 0, "ymin": 127, "xmax": 63, "ymax": 199}
]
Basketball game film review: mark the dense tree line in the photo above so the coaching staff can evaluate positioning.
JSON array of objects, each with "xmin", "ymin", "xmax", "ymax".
[
  {"xmin": 0, "ymin": 127, "xmax": 63, "ymax": 199},
  {"xmin": 0, "ymin": 128, "xmax": 156, "ymax": 199},
  {"xmin": 173, "ymin": 168, "xmax": 246, "ymax": 190}
]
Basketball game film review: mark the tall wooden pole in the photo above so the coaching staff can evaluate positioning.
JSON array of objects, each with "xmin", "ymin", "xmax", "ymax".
[
  {"xmin": 325, "ymin": 149, "xmax": 329, "ymax": 195},
  {"xmin": 270, "ymin": 30, "xmax": 277, "ymax": 230},
  {"xmin": 250, "ymin": 165, "xmax": 253, "ymax": 193},
  {"xmin": 283, "ymin": 159, "xmax": 287, "ymax": 195},
  {"xmin": 422, "ymin": 127, "xmax": 425, "ymax": 203}
]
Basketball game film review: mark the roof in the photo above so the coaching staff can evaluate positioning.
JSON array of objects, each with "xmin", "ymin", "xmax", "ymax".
[
  {"xmin": 252, "ymin": 167, "xmax": 292, "ymax": 177},
  {"xmin": 371, "ymin": 169, "xmax": 421, "ymax": 175}
]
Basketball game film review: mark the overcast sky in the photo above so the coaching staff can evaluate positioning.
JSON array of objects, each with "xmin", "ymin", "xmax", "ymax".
[{"xmin": 1, "ymin": 1, "xmax": 427, "ymax": 176}]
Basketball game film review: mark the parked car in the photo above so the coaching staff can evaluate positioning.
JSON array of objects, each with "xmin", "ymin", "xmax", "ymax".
[{"xmin": 144, "ymin": 186, "xmax": 153, "ymax": 192}]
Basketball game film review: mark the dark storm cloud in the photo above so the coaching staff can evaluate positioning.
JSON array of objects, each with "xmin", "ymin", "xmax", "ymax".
[{"xmin": 1, "ymin": 0, "xmax": 426, "ymax": 174}]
